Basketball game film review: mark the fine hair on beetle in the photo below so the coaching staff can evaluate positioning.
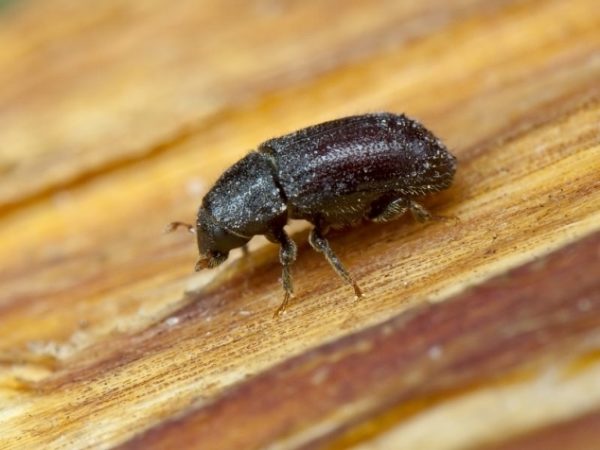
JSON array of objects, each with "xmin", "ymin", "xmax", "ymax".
[{"xmin": 168, "ymin": 112, "xmax": 457, "ymax": 316}]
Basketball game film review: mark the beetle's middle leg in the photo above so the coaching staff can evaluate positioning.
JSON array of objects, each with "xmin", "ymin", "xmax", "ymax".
[
  {"xmin": 267, "ymin": 228, "xmax": 297, "ymax": 316},
  {"xmin": 309, "ymin": 224, "xmax": 362, "ymax": 298}
]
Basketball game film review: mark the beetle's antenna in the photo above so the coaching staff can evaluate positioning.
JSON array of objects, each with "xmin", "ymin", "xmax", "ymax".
[{"xmin": 165, "ymin": 221, "xmax": 196, "ymax": 234}]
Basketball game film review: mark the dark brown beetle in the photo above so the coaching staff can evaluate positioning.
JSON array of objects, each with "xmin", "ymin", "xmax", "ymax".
[{"xmin": 169, "ymin": 113, "xmax": 456, "ymax": 315}]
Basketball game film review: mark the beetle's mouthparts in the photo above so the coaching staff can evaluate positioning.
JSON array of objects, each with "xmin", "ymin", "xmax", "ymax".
[{"xmin": 195, "ymin": 257, "xmax": 210, "ymax": 271}]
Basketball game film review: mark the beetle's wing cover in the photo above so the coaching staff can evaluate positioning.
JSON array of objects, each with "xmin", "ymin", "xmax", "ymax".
[{"xmin": 259, "ymin": 113, "xmax": 453, "ymax": 221}]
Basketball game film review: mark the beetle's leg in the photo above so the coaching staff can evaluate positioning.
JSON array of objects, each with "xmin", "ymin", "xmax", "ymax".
[
  {"xmin": 408, "ymin": 200, "xmax": 433, "ymax": 222},
  {"xmin": 369, "ymin": 197, "xmax": 409, "ymax": 223},
  {"xmin": 409, "ymin": 200, "xmax": 453, "ymax": 223},
  {"xmin": 268, "ymin": 229, "xmax": 297, "ymax": 316},
  {"xmin": 309, "ymin": 226, "xmax": 362, "ymax": 298},
  {"xmin": 372, "ymin": 198, "xmax": 457, "ymax": 224}
]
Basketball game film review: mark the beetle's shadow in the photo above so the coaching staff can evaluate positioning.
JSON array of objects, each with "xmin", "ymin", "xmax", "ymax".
[{"xmin": 158, "ymin": 182, "xmax": 464, "ymax": 326}]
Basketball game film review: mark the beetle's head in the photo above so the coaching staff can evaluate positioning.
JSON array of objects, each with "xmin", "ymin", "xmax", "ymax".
[{"xmin": 194, "ymin": 207, "xmax": 249, "ymax": 271}]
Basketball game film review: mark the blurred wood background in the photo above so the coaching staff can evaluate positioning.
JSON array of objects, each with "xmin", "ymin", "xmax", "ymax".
[{"xmin": 0, "ymin": 0, "xmax": 599, "ymax": 449}]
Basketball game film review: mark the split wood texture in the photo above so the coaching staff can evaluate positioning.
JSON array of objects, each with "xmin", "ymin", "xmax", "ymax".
[{"xmin": 0, "ymin": 0, "xmax": 599, "ymax": 449}]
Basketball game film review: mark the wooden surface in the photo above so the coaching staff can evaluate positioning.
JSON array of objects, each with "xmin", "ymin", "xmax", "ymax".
[
  {"xmin": 121, "ymin": 232, "xmax": 600, "ymax": 450},
  {"xmin": 0, "ymin": 0, "xmax": 599, "ymax": 449}
]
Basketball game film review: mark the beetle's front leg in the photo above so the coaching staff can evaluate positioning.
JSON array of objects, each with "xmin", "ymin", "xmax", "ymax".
[
  {"xmin": 309, "ymin": 225, "xmax": 362, "ymax": 298},
  {"xmin": 267, "ymin": 228, "xmax": 297, "ymax": 316}
]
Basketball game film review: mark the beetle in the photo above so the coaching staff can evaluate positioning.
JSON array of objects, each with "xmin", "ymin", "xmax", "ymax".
[{"xmin": 168, "ymin": 113, "xmax": 457, "ymax": 316}]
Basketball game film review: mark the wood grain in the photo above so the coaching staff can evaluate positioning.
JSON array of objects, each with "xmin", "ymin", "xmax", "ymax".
[
  {"xmin": 487, "ymin": 408, "xmax": 600, "ymax": 450},
  {"xmin": 0, "ymin": 0, "xmax": 599, "ymax": 449},
  {"xmin": 119, "ymin": 231, "xmax": 600, "ymax": 450}
]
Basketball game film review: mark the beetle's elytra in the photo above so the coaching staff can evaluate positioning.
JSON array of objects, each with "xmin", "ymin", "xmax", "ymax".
[{"xmin": 169, "ymin": 113, "xmax": 457, "ymax": 315}]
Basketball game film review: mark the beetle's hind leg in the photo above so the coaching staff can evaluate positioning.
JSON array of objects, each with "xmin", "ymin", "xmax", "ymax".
[
  {"xmin": 409, "ymin": 200, "xmax": 456, "ymax": 223},
  {"xmin": 309, "ymin": 224, "xmax": 362, "ymax": 298},
  {"xmin": 368, "ymin": 196, "xmax": 409, "ymax": 223},
  {"xmin": 267, "ymin": 228, "xmax": 297, "ymax": 316},
  {"xmin": 369, "ymin": 195, "xmax": 453, "ymax": 224}
]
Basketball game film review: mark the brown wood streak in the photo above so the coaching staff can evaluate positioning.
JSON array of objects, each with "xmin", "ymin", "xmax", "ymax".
[
  {"xmin": 484, "ymin": 408, "xmax": 600, "ymax": 450},
  {"xmin": 118, "ymin": 232, "xmax": 600, "ymax": 450}
]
